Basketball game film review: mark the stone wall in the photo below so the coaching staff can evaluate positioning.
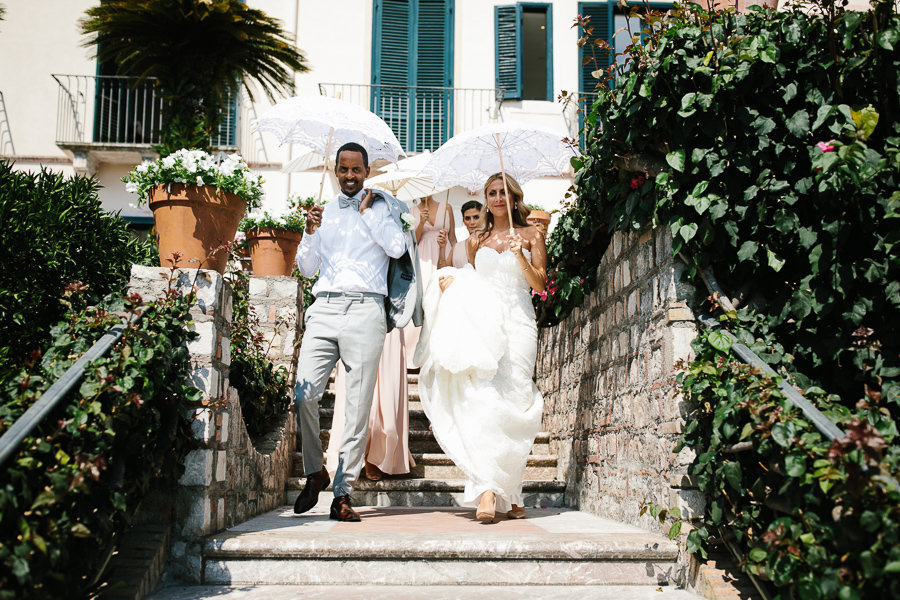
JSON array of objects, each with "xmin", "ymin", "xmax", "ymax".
[
  {"xmin": 128, "ymin": 267, "xmax": 297, "ymax": 583},
  {"xmin": 246, "ymin": 276, "xmax": 304, "ymax": 385},
  {"xmin": 535, "ymin": 227, "xmax": 703, "ymax": 537}
]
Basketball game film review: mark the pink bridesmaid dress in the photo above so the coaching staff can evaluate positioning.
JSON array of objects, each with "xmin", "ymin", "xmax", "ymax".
[
  {"xmin": 450, "ymin": 237, "xmax": 470, "ymax": 268},
  {"xmin": 404, "ymin": 201, "xmax": 452, "ymax": 366},
  {"xmin": 325, "ymin": 328, "xmax": 415, "ymax": 477}
]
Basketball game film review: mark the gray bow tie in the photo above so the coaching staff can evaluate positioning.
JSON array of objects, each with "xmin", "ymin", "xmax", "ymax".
[{"xmin": 338, "ymin": 194, "xmax": 360, "ymax": 210}]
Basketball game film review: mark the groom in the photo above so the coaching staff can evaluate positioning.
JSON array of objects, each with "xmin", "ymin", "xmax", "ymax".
[{"xmin": 292, "ymin": 141, "xmax": 420, "ymax": 521}]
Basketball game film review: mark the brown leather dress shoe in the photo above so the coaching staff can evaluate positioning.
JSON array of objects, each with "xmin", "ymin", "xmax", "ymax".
[
  {"xmin": 293, "ymin": 466, "xmax": 330, "ymax": 514},
  {"xmin": 330, "ymin": 495, "xmax": 361, "ymax": 522}
]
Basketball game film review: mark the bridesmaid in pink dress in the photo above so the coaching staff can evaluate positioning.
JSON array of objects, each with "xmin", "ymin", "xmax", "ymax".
[
  {"xmin": 404, "ymin": 195, "xmax": 455, "ymax": 365},
  {"xmin": 438, "ymin": 200, "xmax": 483, "ymax": 269},
  {"xmin": 325, "ymin": 328, "xmax": 415, "ymax": 479}
]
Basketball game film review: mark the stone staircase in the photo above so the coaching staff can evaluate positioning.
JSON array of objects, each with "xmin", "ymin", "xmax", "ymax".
[
  {"xmin": 285, "ymin": 370, "xmax": 568, "ymax": 508},
  {"xmin": 156, "ymin": 370, "xmax": 698, "ymax": 598}
]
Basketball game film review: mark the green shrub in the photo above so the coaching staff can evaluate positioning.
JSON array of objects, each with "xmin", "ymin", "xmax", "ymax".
[
  {"xmin": 228, "ymin": 270, "xmax": 291, "ymax": 438},
  {"xmin": 550, "ymin": 3, "xmax": 899, "ymax": 410},
  {"xmin": 0, "ymin": 161, "xmax": 152, "ymax": 377},
  {"xmin": 678, "ymin": 310, "xmax": 900, "ymax": 599},
  {"xmin": 0, "ymin": 278, "xmax": 200, "ymax": 598}
]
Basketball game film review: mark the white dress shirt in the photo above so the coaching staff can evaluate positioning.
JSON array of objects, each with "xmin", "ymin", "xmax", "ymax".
[{"xmin": 296, "ymin": 190, "xmax": 407, "ymax": 297}]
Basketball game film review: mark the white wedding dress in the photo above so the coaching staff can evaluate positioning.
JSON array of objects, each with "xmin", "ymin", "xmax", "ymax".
[{"xmin": 414, "ymin": 247, "xmax": 544, "ymax": 513}]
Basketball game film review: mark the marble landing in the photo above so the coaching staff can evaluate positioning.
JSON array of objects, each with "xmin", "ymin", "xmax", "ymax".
[
  {"xmin": 150, "ymin": 584, "xmax": 704, "ymax": 599},
  {"xmin": 200, "ymin": 499, "xmax": 682, "ymax": 587}
]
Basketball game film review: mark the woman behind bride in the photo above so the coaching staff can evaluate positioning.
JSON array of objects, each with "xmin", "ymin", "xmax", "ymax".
[{"xmin": 414, "ymin": 173, "xmax": 546, "ymax": 523}]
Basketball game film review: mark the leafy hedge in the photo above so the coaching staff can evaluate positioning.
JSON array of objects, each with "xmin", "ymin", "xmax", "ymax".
[
  {"xmin": 228, "ymin": 270, "xmax": 291, "ymax": 438},
  {"xmin": 548, "ymin": 2, "xmax": 899, "ymax": 410},
  {"xmin": 0, "ymin": 278, "xmax": 200, "ymax": 598},
  {"xmin": 0, "ymin": 161, "xmax": 155, "ymax": 378},
  {"xmin": 677, "ymin": 310, "xmax": 900, "ymax": 599}
]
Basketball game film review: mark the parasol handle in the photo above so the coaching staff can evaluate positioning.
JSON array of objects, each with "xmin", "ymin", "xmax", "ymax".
[
  {"xmin": 441, "ymin": 190, "xmax": 450, "ymax": 260},
  {"xmin": 316, "ymin": 126, "xmax": 335, "ymax": 206},
  {"xmin": 495, "ymin": 133, "xmax": 515, "ymax": 235}
]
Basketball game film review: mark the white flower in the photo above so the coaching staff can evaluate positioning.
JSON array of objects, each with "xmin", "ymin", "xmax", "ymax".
[
  {"xmin": 125, "ymin": 182, "xmax": 138, "ymax": 194},
  {"xmin": 136, "ymin": 163, "xmax": 149, "ymax": 173},
  {"xmin": 400, "ymin": 212, "xmax": 414, "ymax": 231},
  {"xmin": 162, "ymin": 156, "xmax": 176, "ymax": 169},
  {"xmin": 196, "ymin": 176, "xmax": 205, "ymax": 186},
  {"xmin": 219, "ymin": 157, "xmax": 238, "ymax": 176}
]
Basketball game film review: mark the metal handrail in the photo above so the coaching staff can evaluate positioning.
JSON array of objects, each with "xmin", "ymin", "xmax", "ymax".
[
  {"xmin": 696, "ymin": 314, "xmax": 845, "ymax": 441},
  {"xmin": 680, "ymin": 254, "xmax": 845, "ymax": 442},
  {"xmin": 0, "ymin": 310, "xmax": 144, "ymax": 468}
]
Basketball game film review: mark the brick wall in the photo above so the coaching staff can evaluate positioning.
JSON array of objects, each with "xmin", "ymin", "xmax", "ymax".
[
  {"xmin": 128, "ymin": 267, "xmax": 297, "ymax": 583},
  {"xmin": 536, "ymin": 227, "xmax": 704, "ymax": 536}
]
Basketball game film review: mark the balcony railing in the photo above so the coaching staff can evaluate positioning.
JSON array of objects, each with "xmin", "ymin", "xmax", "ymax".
[
  {"xmin": 52, "ymin": 74, "xmax": 238, "ymax": 151},
  {"xmin": 318, "ymin": 83, "xmax": 504, "ymax": 153}
]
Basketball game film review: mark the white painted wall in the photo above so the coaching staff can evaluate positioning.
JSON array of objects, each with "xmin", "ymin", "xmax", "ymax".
[{"xmin": 0, "ymin": 0, "xmax": 95, "ymax": 158}]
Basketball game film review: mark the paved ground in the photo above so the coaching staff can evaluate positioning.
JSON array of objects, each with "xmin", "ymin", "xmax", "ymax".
[
  {"xmin": 149, "ymin": 500, "xmax": 704, "ymax": 599},
  {"xmin": 150, "ymin": 584, "xmax": 703, "ymax": 599},
  {"xmin": 224, "ymin": 496, "xmax": 652, "ymax": 536}
]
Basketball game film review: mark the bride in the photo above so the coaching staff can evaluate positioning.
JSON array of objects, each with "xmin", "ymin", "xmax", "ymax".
[{"xmin": 414, "ymin": 173, "xmax": 546, "ymax": 522}]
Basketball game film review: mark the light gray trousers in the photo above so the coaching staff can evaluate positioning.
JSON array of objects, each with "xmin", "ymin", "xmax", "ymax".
[{"xmin": 293, "ymin": 292, "xmax": 386, "ymax": 497}]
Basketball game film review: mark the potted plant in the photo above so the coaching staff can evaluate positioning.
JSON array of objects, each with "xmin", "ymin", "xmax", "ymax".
[
  {"xmin": 526, "ymin": 203, "xmax": 552, "ymax": 235},
  {"xmin": 240, "ymin": 195, "xmax": 311, "ymax": 277},
  {"xmin": 123, "ymin": 148, "xmax": 264, "ymax": 273}
]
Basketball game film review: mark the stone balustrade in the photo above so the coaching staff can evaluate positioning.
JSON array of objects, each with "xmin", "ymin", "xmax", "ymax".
[{"xmin": 535, "ymin": 227, "xmax": 704, "ymax": 539}]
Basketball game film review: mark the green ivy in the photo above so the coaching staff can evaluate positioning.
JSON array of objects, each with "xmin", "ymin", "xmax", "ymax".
[
  {"xmin": 0, "ymin": 275, "xmax": 201, "ymax": 598},
  {"xmin": 678, "ymin": 310, "xmax": 900, "ymax": 599},
  {"xmin": 547, "ymin": 2, "xmax": 899, "ymax": 410}
]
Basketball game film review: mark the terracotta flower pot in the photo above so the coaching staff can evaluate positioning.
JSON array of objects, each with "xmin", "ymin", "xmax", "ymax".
[
  {"xmin": 148, "ymin": 184, "xmax": 246, "ymax": 274},
  {"xmin": 526, "ymin": 210, "xmax": 551, "ymax": 235},
  {"xmin": 247, "ymin": 227, "xmax": 303, "ymax": 277}
]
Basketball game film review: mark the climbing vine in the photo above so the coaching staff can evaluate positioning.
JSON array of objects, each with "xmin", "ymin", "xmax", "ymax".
[{"xmin": 546, "ymin": 1, "xmax": 899, "ymax": 411}]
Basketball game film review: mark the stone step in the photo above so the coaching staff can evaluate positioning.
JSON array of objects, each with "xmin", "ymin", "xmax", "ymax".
[
  {"xmin": 200, "ymin": 504, "xmax": 680, "ymax": 587},
  {"xmin": 149, "ymin": 584, "xmax": 704, "ymax": 600},
  {"xmin": 317, "ymin": 408, "xmax": 430, "ymax": 431},
  {"xmin": 301, "ymin": 430, "xmax": 552, "ymax": 457},
  {"xmin": 290, "ymin": 452, "xmax": 558, "ymax": 480},
  {"xmin": 285, "ymin": 478, "xmax": 567, "ymax": 508},
  {"xmin": 318, "ymin": 385, "xmax": 421, "ymax": 409}
]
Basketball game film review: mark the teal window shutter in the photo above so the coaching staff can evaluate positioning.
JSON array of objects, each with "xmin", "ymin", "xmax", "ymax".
[
  {"xmin": 578, "ymin": 2, "xmax": 614, "ymax": 96},
  {"xmin": 373, "ymin": 0, "xmax": 453, "ymax": 152},
  {"xmin": 495, "ymin": 5, "xmax": 522, "ymax": 100},
  {"xmin": 413, "ymin": 0, "xmax": 453, "ymax": 151},
  {"xmin": 373, "ymin": 0, "xmax": 412, "ymax": 147}
]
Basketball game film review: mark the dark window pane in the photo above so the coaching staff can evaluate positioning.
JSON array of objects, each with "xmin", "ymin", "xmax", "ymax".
[{"xmin": 521, "ymin": 7, "xmax": 547, "ymax": 100}]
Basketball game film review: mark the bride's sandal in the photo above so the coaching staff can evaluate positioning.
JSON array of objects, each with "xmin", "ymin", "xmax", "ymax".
[
  {"xmin": 476, "ymin": 491, "xmax": 496, "ymax": 523},
  {"xmin": 506, "ymin": 504, "xmax": 526, "ymax": 519}
]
